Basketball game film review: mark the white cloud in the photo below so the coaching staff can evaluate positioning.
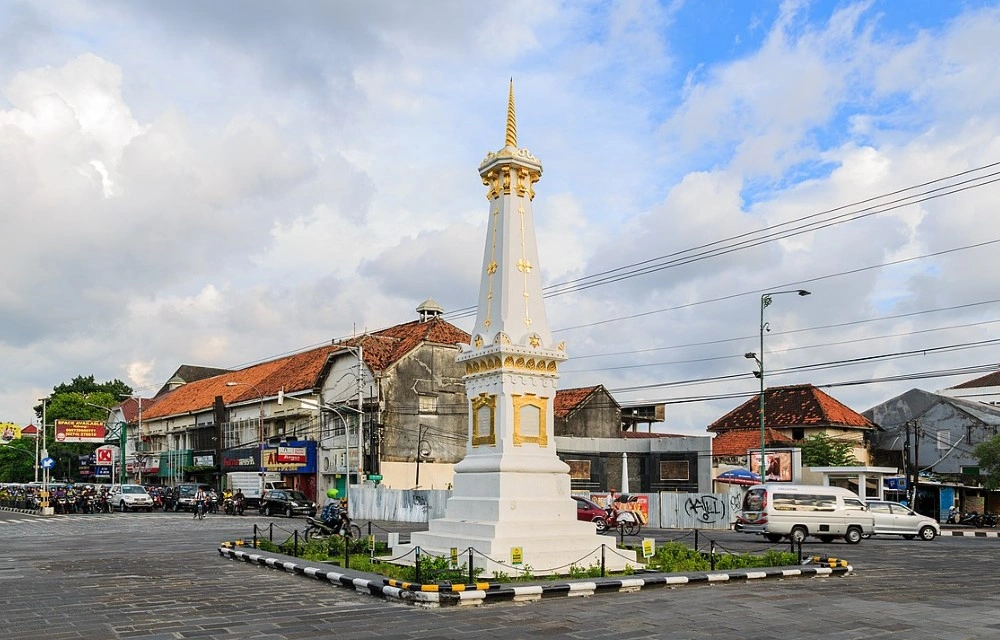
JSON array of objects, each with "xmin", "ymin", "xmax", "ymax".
[{"xmin": 2, "ymin": 1, "xmax": 1000, "ymax": 439}]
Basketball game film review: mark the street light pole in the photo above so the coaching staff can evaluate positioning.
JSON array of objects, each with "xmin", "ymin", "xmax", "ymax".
[
  {"xmin": 225, "ymin": 382, "xmax": 266, "ymax": 502},
  {"xmin": 746, "ymin": 289, "xmax": 811, "ymax": 482}
]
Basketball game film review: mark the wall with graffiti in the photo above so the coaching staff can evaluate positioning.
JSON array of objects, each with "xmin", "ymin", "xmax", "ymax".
[{"xmin": 659, "ymin": 489, "xmax": 743, "ymax": 529}]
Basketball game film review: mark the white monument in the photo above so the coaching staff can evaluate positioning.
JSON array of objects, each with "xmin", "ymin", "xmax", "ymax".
[{"xmin": 397, "ymin": 82, "xmax": 636, "ymax": 576}]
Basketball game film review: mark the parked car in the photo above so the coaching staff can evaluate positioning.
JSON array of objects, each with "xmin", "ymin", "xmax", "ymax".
[
  {"xmin": 258, "ymin": 489, "xmax": 317, "ymax": 518},
  {"xmin": 107, "ymin": 484, "xmax": 154, "ymax": 512},
  {"xmin": 171, "ymin": 483, "xmax": 214, "ymax": 512},
  {"xmin": 573, "ymin": 495, "xmax": 606, "ymax": 524},
  {"xmin": 865, "ymin": 500, "xmax": 940, "ymax": 541}
]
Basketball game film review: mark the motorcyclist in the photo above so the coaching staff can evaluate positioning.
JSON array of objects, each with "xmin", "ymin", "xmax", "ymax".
[{"xmin": 233, "ymin": 488, "xmax": 245, "ymax": 516}]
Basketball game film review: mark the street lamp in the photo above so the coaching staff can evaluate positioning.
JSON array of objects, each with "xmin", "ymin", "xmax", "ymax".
[
  {"xmin": 745, "ymin": 289, "xmax": 811, "ymax": 482},
  {"xmin": 225, "ymin": 381, "xmax": 266, "ymax": 500}
]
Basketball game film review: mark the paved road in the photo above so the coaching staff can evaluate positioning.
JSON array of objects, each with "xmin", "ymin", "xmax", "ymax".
[{"xmin": 3, "ymin": 510, "xmax": 1000, "ymax": 639}]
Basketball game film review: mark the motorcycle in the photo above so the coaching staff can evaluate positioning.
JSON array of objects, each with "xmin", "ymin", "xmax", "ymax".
[
  {"xmin": 593, "ymin": 508, "xmax": 642, "ymax": 536},
  {"xmin": 957, "ymin": 511, "xmax": 983, "ymax": 527},
  {"xmin": 304, "ymin": 504, "xmax": 361, "ymax": 542},
  {"xmin": 982, "ymin": 513, "xmax": 999, "ymax": 528}
]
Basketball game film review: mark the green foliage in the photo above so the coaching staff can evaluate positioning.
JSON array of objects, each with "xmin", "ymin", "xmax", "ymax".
[
  {"xmin": 568, "ymin": 563, "xmax": 604, "ymax": 578},
  {"xmin": 644, "ymin": 542, "xmax": 797, "ymax": 573},
  {"xmin": 0, "ymin": 440, "xmax": 36, "ymax": 482},
  {"xmin": 28, "ymin": 375, "xmax": 135, "ymax": 482},
  {"xmin": 974, "ymin": 435, "xmax": 1000, "ymax": 490},
  {"xmin": 798, "ymin": 433, "xmax": 859, "ymax": 467}
]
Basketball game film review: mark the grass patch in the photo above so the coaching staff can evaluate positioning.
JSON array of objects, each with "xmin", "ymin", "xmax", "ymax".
[{"xmin": 248, "ymin": 537, "xmax": 796, "ymax": 583}]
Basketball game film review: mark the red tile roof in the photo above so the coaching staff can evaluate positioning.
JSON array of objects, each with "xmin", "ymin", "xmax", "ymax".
[
  {"xmin": 950, "ymin": 370, "xmax": 1000, "ymax": 389},
  {"xmin": 554, "ymin": 386, "xmax": 600, "ymax": 419},
  {"xmin": 117, "ymin": 398, "xmax": 157, "ymax": 423},
  {"xmin": 711, "ymin": 428, "xmax": 794, "ymax": 457},
  {"xmin": 143, "ymin": 317, "xmax": 470, "ymax": 421},
  {"xmin": 707, "ymin": 384, "xmax": 874, "ymax": 432},
  {"xmin": 621, "ymin": 431, "xmax": 684, "ymax": 439}
]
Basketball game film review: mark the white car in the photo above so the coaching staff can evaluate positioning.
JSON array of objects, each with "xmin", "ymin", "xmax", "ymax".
[
  {"xmin": 865, "ymin": 500, "xmax": 940, "ymax": 541},
  {"xmin": 108, "ymin": 484, "xmax": 154, "ymax": 512}
]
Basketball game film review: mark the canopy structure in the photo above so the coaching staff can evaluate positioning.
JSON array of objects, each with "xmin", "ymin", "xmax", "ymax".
[{"xmin": 715, "ymin": 468, "xmax": 760, "ymax": 486}]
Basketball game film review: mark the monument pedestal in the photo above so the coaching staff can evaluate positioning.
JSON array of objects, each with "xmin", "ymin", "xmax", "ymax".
[{"xmin": 394, "ymin": 460, "xmax": 637, "ymax": 576}]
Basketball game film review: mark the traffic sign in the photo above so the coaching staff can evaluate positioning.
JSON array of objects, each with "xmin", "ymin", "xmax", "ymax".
[{"xmin": 41, "ymin": 457, "xmax": 55, "ymax": 469}]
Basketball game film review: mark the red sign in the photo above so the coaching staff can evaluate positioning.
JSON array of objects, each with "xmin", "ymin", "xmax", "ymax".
[
  {"xmin": 277, "ymin": 446, "xmax": 306, "ymax": 463},
  {"xmin": 96, "ymin": 447, "xmax": 114, "ymax": 464},
  {"xmin": 55, "ymin": 420, "xmax": 106, "ymax": 443}
]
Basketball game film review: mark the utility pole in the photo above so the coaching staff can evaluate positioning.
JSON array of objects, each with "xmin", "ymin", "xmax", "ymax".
[
  {"xmin": 912, "ymin": 422, "xmax": 920, "ymax": 509},
  {"xmin": 903, "ymin": 422, "xmax": 912, "ymax": 504},
  {"xmin": 356, "ymin": 345, "xmax": 364, "ymax": 483}
]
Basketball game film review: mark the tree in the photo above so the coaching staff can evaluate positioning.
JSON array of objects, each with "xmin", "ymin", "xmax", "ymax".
[
  {"xmin": 798, "ymin": 433, "xmax": 859, "ymax": 467},
  {"xmin": 32, "ymin": 375, "xmax": 134, "ymax": 482},
  {"xmin": 0, "ymin": 440, "xmax": 36, "ymax": 482},
  {"xmin": 974, "ymin": 436, "xmax": 1000, "ymax": 490}
]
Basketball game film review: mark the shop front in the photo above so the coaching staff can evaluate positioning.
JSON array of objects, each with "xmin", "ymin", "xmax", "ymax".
[{"xmin": 261, "ymin": 441, "xmax": 317, "ymax": 501}]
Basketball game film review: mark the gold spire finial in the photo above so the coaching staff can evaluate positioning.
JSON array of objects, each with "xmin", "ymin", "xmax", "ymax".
[{"xmin": 505, "ymin": 78, "xmax": 517, "ymax": 148}]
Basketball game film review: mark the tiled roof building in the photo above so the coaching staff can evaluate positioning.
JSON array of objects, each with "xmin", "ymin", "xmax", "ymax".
[{"xmin": 709, "ymin": 384, "xmax": 874, "ymax": 465}]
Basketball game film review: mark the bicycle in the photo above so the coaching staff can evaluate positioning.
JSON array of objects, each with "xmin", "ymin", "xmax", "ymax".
[{"xmin": 193, "ymin": 500, "xmax": 206, "ymax": 520}]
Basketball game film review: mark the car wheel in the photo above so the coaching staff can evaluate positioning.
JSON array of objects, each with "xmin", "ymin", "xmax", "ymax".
[
  {"xmin": 919, "ymin": 526, "xmax": 937, "ymax": 541},
  {"xmin": 845, "ymin": 526, "xmax": 862, "ymax": 544},
  {"xmin": 264, "ymin": 505, "xmax": 272, "ymax": 517},
  {"xmin": 593, "ymin": 516, "xmax": 608, "ymax": 533},
  {"xmin": 120, "ymin": 502, "xmax": 128, "ymax": 513},
  {"xmin": 764, "ymin": 533, "xmax": 783, "ymax": 543},
  {"xmin": 285, "ymin": 506, "xmax": 293, "ymax": 518},
  {"xmin": 789, "ymin": 526, "xmax": 808, "ymax": 544}
]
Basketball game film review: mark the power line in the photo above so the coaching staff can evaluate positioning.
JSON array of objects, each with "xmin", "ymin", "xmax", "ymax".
[
  {"xmin": 556, "ymin": 237, "xmax": 1000, "ymax": 332},
  {"xmin": 564, "ymin": 317, "xmax": 1000, "ymax": 373},
  {"xmin": 446, "ymin": 162, "xmax": 1000, "ymax": 319}
]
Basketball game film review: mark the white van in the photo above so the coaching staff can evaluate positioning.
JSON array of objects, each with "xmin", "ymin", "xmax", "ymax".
[{"xmin": 734, "ymin": 483, "xmax": 875, "ymax": 544}]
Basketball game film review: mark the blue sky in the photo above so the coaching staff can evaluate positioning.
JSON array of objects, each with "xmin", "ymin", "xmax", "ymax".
[{"xmin": 1, "ymin": 0, "xmax": 999, "ymax": 435}]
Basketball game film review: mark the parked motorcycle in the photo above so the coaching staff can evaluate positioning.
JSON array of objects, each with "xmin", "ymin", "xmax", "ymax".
[
  {"xmin": 982, "ymin": 512, "xmax": 999, "ymax": 528},
  {"xmin": 957, "ymin": 511, "xmax": 983, "ymax": 527}
]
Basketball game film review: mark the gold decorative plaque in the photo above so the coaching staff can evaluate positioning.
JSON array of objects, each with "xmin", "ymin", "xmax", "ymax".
[
  {"xmin": 512, "ymin": 393, "xmax": 547, "ymax": 446},
  {"xmin": 471, "ymin": 393, "xmax": 497, "ymax": 447}
]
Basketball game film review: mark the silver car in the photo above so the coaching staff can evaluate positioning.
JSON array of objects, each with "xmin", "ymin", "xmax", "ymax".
[
  {"xmin": 865, "ymin": 500, "xmax": 940, "ymax": 541},
  {"xmin": 108, "ymin": 484, "xmax": 154, "ymax": 512}
]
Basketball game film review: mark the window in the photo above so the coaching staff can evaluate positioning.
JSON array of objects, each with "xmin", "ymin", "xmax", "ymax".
[
  {"xmin": 566, "ymin": 459, "xmax": 591, "ymax": 480},
  {"xmin": 659, "ymin": 460, "xmax": 689, "ymax": 481},
  {"xmin": 418, "ymin": 395, "xmax": 438, "ymax": 414},
  {"xmin": 936, "ymin": 430, "xmax": 951, "ymax": 450},
  {"xmin": 843, "ymin": 498, "xmax": 866, "ymax": 511},
  {"xmin": 868, "ymin": 502, "xmax": 893, "ymax": 514},
  {"xmin": 772, "ymin": 494, "xmax": 836, "ymax": 511},
  {"xmin": 791, "ymin": 428, "xmax": 805, "ymax": 441}
]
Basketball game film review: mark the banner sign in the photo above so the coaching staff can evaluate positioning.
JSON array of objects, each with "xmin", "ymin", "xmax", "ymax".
[
  {"xmin": 277, "ymin": 446, "xmax": 307, "ymax": 463},
  {"xmin": 55, "ymin": 420, "xmax": 106, "ymax": 443},
  {"xmin": 95, "ymin": 447, "xmax": 115, "ymax": 465},
  {"xmin": 222, "ymin": 448, "xmax": 259, "ymax": 471},
  {"xmin": 262, "ymin": 441, "xmax": 316, "ymax": 474},
  {"xmin": 0, "ymin": 423, "xmax": 21, "ymax": 442}
]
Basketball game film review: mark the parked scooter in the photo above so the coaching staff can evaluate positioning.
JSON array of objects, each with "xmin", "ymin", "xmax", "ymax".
[{"xmin": 957, "ymin": 511, "xmax": 984, "ymax": 527}]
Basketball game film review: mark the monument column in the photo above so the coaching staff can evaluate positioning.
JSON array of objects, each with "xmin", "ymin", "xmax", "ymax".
[{"xmin": 400, "ymin": 82, "xmax": 635, "ymax": 575}]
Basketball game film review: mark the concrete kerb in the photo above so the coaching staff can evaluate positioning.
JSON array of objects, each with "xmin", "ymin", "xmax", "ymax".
[
  {"xmin": 0, "ymin": 506, "xmax": 41, "ymax": 515},
  {"xmin": 217, "ymin": 542, "xmax": 853, "ymax": 608}
]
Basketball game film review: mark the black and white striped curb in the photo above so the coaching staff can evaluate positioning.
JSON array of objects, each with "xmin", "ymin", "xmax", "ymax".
[
  {"xmin": 0, "ymin": 506, "xmax": 40, "ymax": 515},
  {"xmin": 218, "ymin": 545, "xmax": 852, "ymax": 607},
  {"xmin": 944, "ymin": 529, "xmax": 1000, "ymax": 537}
]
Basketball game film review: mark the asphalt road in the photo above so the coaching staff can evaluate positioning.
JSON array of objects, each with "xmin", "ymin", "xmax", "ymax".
[{"xmin": 2, "ymin": 509, "xmax": 999, "ymax": 639}]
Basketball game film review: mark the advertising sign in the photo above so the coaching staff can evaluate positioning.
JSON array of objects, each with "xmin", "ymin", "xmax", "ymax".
[
  {"xmin": 54, "ymin": 420, "xmax": 106, "ymax": 443},
  {"xmin": 747, "ymin": 449, "xmax": 793, "ymax": 482},
  {"xmin": 0, "ymin": 423, "xmax": 21, "ymax": 442},
  {"xmin": 277, "ymin": 446, "xmax": 307, "ymax": 463},
  {"xmin": 95, "ymin": 447, "xmax": 115, "ymax": 464},
  {"xmin": 262, "ymin": 441, "xmax": 316, "ymax": 474}
]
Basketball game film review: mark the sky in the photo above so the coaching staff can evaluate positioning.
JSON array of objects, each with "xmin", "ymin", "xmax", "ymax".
[{"xmin": 2, "ymin": 0, "xmax": 1000, "ymax": 436}]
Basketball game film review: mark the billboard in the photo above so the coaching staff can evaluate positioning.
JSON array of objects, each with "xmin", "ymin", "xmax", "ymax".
[
  {"xmin": 54, "ymin": 420, "xmax": 106, "ymax": 443},
  {"xmin": 747, "ymin": 449, "xmax": 793, "ymax": 482},
  {"xmin": 0, "ymin": 423, "xmax": 21, "ymax": 442}
]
